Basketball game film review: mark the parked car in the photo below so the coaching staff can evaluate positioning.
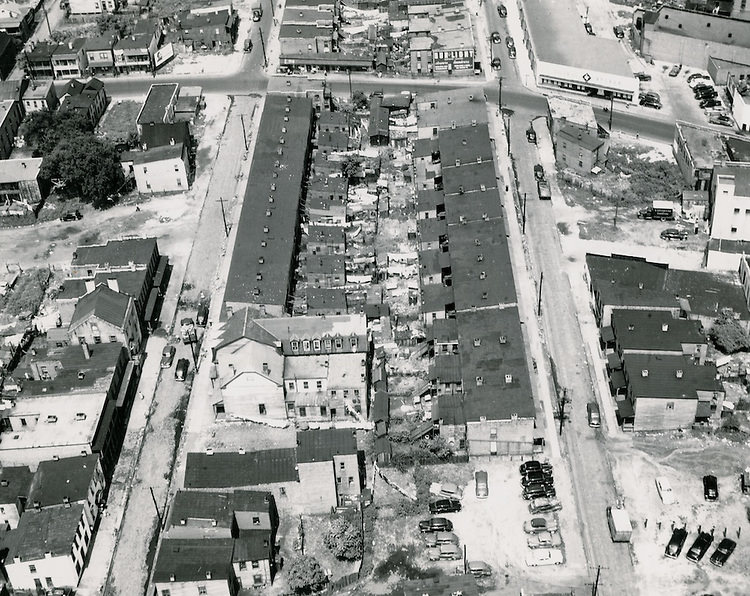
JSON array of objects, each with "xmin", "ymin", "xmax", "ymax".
[
  {"xmin": 523, "ymin": 516, "xmax": 559, "ymax": 534},
  {"xmin": 522, "ymin": 471, "xmax": 554, "ymax": 487},
  {"xmin": 528, "ymin": 497, "xmax": 562, "ymax": 514},
  {"xmin": 587, "ymin": 402, "xmax": 601, "ymax": 428},
  {"xmin": 526, "ymin": 127, "xmax": 537, "ymax": 144},
  {"xmin": 613, "ymin": 25, "xmax": 625, "ymax": 38},
  {"xmin": 741, "ymin": 471, "xmax": 750, "ymax": 495},
  {"xmin": 634, "ymin": 72, "xmax": 652, "ymax": 81},
  {"xmin": 196, "ymin": 304, "xmax": 209, "ymax": 327},
  {"xmin": 687, "ymin": 72, "xmax": 710, "ymax": 83},
  {"xmin": 60, "ymin": 210, "xmax": 83, "ymax": 222},
  {"xmin": 710, "ymin": 538, "xmax": 736, "ymax": 567},
  {"xmin": 497, "ymin": 3, "xmax": 507, "ymax": 16},
  {"xmin": 523, "ymin": 484, "xmax": 556, "ymax": 500},
  {"xmin": 490, "ymin": 31, "xmax": 501, "ymax": 44},
  {"xmin": 584, "ymin": 22, "xmax": 594, "ymax": 35},
  {"xmin": 686, "ymin": 532, "xmax": 714, "ymax": 563},
  {"xmin": 695, "ymin": 90, "xmax": 718, "ymax": 100},
  {"xmin": 430, "ymin": 482, "xmax": 463, "ymax": 500},
  {"xmin": 703, "ymin": 475, "xmax": 719, "ymax": 501},
  {"xmin": 174, "ymin": 358, "xmax": 190, "ymax": 381},
  {"xmin": 160, "ymin": 345, "xmax": 176, "ymax": 368},
  {"xmin": 527, "ymin": 530, "xmax": 563, "ymax": 549},
  {"xmin": 660, "ymin": 228, "xmax": 688, "ymax": 241},
  {"xmin": 525, "ymin": 548, "xmax": 564, "ymax": 567},
  {"xmin": 691, "ymin": 82, "xmax": 713, "ymax": 92},
  {"xmin": 429, "ymin": 498, "xmax": 461, "ymax": 514},
  {"xmin": 519, "ymin": 460, "xmax": 552, "ymax": 476},
  {"xmin": 640, "ymin": 91, "xmax": 660, "ymax": 101},
  {"xmin": 423, "ymin": 531, "xmax": 459, "ymax": 547},
  {"xmin": 639, "ymin": 98, "xmax": 662, "ymax": 109},
  {"xmin": 709, "ymin": 114, "xmax": 733, "ymax": 127},
  {"xmin": 700, "ymin": 98, "xmax": 722, "ymax": 109},
  {"xmin": 655, "ymin": 477, "xmax": 676, "ymax": 504},
  {"xmin": 665, "ymin": 527, "xmax": 689, "ymax": 558},
  {"xmin": 475, "ymin": 470, "xmax": 488, "ymax": 498},
  {"xmin": 418, "ymin": 518, "xmax": 453, "ymax": 533},
  {"xmin": 426, "ymin": 543, "xmax": 462, "ymax": 561},
  {"xmin": 508, "ymin": 46, "xmax": 516, "ymax": 59},
  {"xmin": 533, "ymin": 164, "xmax": 545, "ymax": 180},
  {"xmin": 491, "ymin": 58, "xmax": 502, "ymax": 69},
  {"xmin": 668, "ymin": 64, "xmax": 682, "ymax": 77},
  {"xmin": 505, "ymin": 35, "xmax": 514, "ymax": 48},
  {"xmin": 467, "ymin": 560, "xmax": 492, "ymax": 577},
  {"xmin": 243, "ymin": 38, "xmax": 253, "ymax": 52}
]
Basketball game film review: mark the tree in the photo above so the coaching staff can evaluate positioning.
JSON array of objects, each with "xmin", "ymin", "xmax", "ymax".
[
  {"xmin": 323, "ymin": 517, "xmax": 363, "ymax": 561},
  {"xmin": 341, "ymin": 155, "xmax": 362, "ymax": 179},
  {"xmin": 19, "ymin": 110, "xmax": 93, "ymax": 156},
  {"xmin": 41, "ymin": 136, "xmax": 125, "ymax": 208},
  {"xmin": 352, "ymin": 90, "xmax": 369, "ymax": 110},
  {"xmin": 97, "ymin": 13, "xmax": 132, "ymax": 36},
  {"xmin": 286, "ymin": 555, "xmax": 328, "ymax": 594},
  {"xmin": 711, "ymin": 311, "xmax": 750, "ymax": 354}
]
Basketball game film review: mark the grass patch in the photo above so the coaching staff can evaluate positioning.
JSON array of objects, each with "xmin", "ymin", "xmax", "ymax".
[
  {"xmin": 373, "ymin": 545, "xmax": 441, "ymax": 582},
  {"xmin": 0, "ymin": 268, "xmax": 52, "ymax": 316},
  {"xmin": 97, "ymin": 100, "xmax": 141, "ymax": 148}
]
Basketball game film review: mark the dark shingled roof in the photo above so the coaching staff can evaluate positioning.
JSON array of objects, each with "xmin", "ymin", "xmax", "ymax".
[
  {"xmin": 611, "ymin": 309, "xmax": 705, "ymax": 352},
  {"xmin": 153, "ymin": 538, "xmax": 234, "ymax": 583},
  {"xmin": 233, "ymin": 533, "xmax": 272, "ymax": 562},
  {"xmin": 140, "ymin": 121, "xmax": 190, "ymax": 149},
  {"xmin": 7, "ymin": 504, "xmax": 84, "ymax": 561},
  {"xmin": 70, "ymin": 284, "xmax": 130, "ymax": 330},
  {"xmin": 402, "ymin": 574, "xmax": 479, "ymax": 596},
  {"xmin": 623, "ymin": 354, "xmax": 722, "ymax": 400},
  {"xmin": 137, "ymin": 83, "xmax": 179, "ymax": 126},
  {"xmin": 28, "ymin": 454, "xmax": 99, "ymax": 507},
  {"xmin": 296, "ymin": 428, "xmax": 357, "ymax": 463},
  {"xmin": 184, "ymin": 449, "xmax": 298, "ymax": 488},
  {"xmin": 72, "ymin": 237, "xmax": 158, "ymax": 269},
  {"xmin": 0, "ymin": 465, "xmax": 32, "ymax": 506},
  {"xmin": 169, "ymin": 490, "xmax": 272, "ymax": 528}
]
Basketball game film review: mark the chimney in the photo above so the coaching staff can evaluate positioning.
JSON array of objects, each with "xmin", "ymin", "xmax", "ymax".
[
  {"xmin": 106, "ymin": 278, "xmax": 119, "ymax": 293},
  {"xmin": 206, "ymin": 571, "xmax": 212, "ymax": 580},
  {"xmin": 170, "ymin": 137, "xmax": 175, "ymax": 145},
  {"xmin": 21, "ymin": 162, "xmax": 26, "ymax": 168},
  {"xmin": 661, "ymin": 323, "xmax": 669, "ymax": 332},
  {"xmin": 68, "ymin": 41, "xmax": 73, "ymax": 49},
  {"xmin": 641, "ymin": 369, "xmax": 649, "ymax": 377},
  {"xmin": 81, "ymin": 341, "xmax": 91, "ymax": 360},
  {"xmin": 676, "ymin": 369, "xmax": 683, "ymax": 378},
  {"xmin": 84, "ymin": 279, "xmax": 95, "ymax": 293}
]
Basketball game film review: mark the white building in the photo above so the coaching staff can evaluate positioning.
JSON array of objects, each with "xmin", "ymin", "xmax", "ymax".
[
  {"xmin": 68, "ymin": 0, "xmax": 117, "ymax": 15},
  {"xmin": 517, "ymin": 0, "xmax": 638, "ymax": 102},
  {"xmin": 5, "ymin": 504, "xmax": 92, "ymax": 590},
  {"xmin": 132, "ymin": 141, "xmax": 190, "ymax": 193},
  {"xmin": 728, "ymin": 76, "xmax": 750, "ymax": 133},
  {"xmin": 710, "ymin": 164, "xmax": 750, "ymax": 241}
]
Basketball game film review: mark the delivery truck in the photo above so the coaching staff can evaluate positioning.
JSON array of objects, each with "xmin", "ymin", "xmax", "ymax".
[
  {"xmin": 537, "ymin": 178, "xmax": 551, "ymax": 200},
  {"xmin": 637, "ymin": 200, "xmax": 676, "ymax": 221},
  {"xmin": 606, "ymin": 506, "xmax": 633, "ymax": 542}
]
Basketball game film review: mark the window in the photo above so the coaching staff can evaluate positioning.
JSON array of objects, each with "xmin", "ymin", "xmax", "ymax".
[
  {"xmin": 303, "ymin": 381, "xmax": 309, "ymax": 389},
  {"xmin": 299, "ymin": 407, "xmax": 306, "ymax": 416},
  {"xmin": 734, "ymin": 208, "xmax": 740, "ymax": 214},
  {"xmin": 93, "ymin": 336, "xmax": 102, "ymax": 344},
  {"xmin": 177, "ymin": 179, "xmax": 182, "ymax": 187},
  {"xmin": 253, "ymin": 516, "xmax": 261, "ymax": 525},
  {"xmin": 291, "ymin": 340, "xmax": 299, "ymax": 351},
  {"xmin": 161, "ymin": 591, "xmax": 171, "ymax": 596},
  {"xmin": 732, "ymin": 227, "xmax": 738, "ymax": 233},
  {"xmin": 316, "ymin": 380, "xmax": 322, "ymax": 390},
  {"xmin": 287, "ymin": 381, "xmax": 295, "ymax": 391},
  {"xmin": 313, "ymin": 339, "xmax": 321, "ymax": 351},
  {"xmin": 258, "ymin": 404, "xmax": 266, "ymax": 415},
  {"xmin": 331, "ymin": 390, "xmax": 337, "ymax": 397},
  {"xmin": 303, "ymin": 339, "xmax": 310, "ymax": 351},
  {"xmin": 348, "ymin": 476, "xmax": 354, "ymax": 485},
  {"xmin": 252, "ymin": 560, "xmax": 260, "ymax": 569},
  {"xmin": 350, "ymin": 337, "xmax": 358, "ymax": 350},
  {"xmin": 324, "ymin": 338, "xmax": 332, "ymax": 350},
  {"xmin": 109, "ymin": 335, "xmax": 117, "ymax": 342},
  {"xmin": 45, "ymin": 578, "xmax": 53, "ymax": 588},
  {"xmin": 198, "ymin": 587, "xmax": 207, "ymax": 595},
  {"xmin": 320, "ymin": 406, "xmax": 327, "ymax": 416},
  {"xmin": 174, "ymin": 164, "xmax": 179, "ymax": 172},
  {"xmin": 354, "ymin": 389, "xmax": 360, "ymax": 397},
  {"xmin": 253, "ymin": 575, "xmax": 263, "ymax": 586},
  {"xmin": 335, "ymin": 338, "xmax": 343, "ymax": 350},
  {"xmin": 238, "ymin": 561, "xmax": 247, "ymax": 570},
  {"xmin": 340, "ymin": 461, "xmax": 345, "ymax": 469},
  {"xmin": 29, "ymin": 565, "xmax": 36, "ymax": 573},
  {"xmin": 666, "ymin": 402, "xmax": 675, "ymax": 410}
]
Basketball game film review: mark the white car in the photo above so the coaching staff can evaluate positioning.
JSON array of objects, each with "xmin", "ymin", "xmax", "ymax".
[
  {"xmin": 525, "ymin": 548, "xmax": 564, "ymax": 567},
  {"xmin": 429, "ymin": 482, "xmax": 464, "ymax": 500},
  {"xmin": 656, "ymin": 477, "xmax": 677, "ymax": 504},
  {"xmin": 527, "ymin": 530, "xmax": 563, "ymax": 549}
]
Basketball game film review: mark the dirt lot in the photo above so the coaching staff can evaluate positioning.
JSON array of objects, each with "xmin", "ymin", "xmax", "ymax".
[
  {"xmin": 611, "ymin": 432, "xmax": 750, "ymax": 596},
  {"xmin": 367, "ymin": 459, "xmax": 587, "ymax": 593}
]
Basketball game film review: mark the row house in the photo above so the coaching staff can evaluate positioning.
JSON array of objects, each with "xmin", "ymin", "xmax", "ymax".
[
  {"xmin": 114, "ymin": 33, "xmax": 158, "ymax": 74},
  {"xmin": 52, "ymin": 38, "xmax": 88, "ymax": 78},
  {"xmin": 83, "ymin": 35, "xmax": 117, "ymax": 76},
  {"xmin": 59, "ymin": 78, "xmax": 108, "ymax": 126},
  {"xmin": 69, "ymin": 0, "xmax": 118, "ymax": 14}
]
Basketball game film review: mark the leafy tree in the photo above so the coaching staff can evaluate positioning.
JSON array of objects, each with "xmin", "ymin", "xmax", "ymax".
[
  {"xmin": 352, "ymin": 90, "xmax": 369, "ymax": 110},
  {"xmin": 41, "ymin": 136, "xmax": 125, "ymax": 208},
  {"xmin": 711, "ymin": 311, "xmax": 750, "ymax": 354},
  {"xmin": 286, "ymin": 555, "xmax": 328, "ymax": 594},
  {"xmin": 341, "ymin": 155, "xmax": 362, "ymax": 179},
  {"xmin": 20, "ymin": 110, "xmax": 93, "ymax": 156},
  {"xmin": 323, "ymin": 517, "xmax": 363, "ymax": 561},
  {"xmin": 97, "ymin": 13, "xmax": 132, "ymax": 36}
]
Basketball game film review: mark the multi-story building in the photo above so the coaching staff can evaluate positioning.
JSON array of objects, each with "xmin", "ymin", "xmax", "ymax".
[
  {"xmin": 0, "ymin": 30, "xmax": 17, "ymax": 79},
  {"xmin": 0, "ymin": 158, "xmax": 49, "ymax": 209},
  {"xmin": 152, "ymin": 539, "xmax": 238, "ymax": 596},
  {"xmin": 0, "ymin": 465, "xmax": 32, "ymax": 530},
  {"xmin": 136, "ymin": 83, "xmax": 179, "ymax": 134},
  {"xmin": 25, "ymin": 42, "xmax": 57, "ymax": 78},
  {"xmin": 51, "ymin": 39, "xmax": 88, "ymax": 78},
  {"xmin": 113, "ymin": 33, "xmax": 157, "ymax": 74},
  {"xmin": 132, "ymin": 141, "xmax": 190, "ymax": 193},
  {"xmin": 0, "ymin": 99, "xmax": 22, "ymax": 159},
  {"xmin": 22, "ymin": 80, "xmax": 59, "ymax": 113},
  {"xmin": 408, "ymin": 3, "xmax": 475, "ymax": 74},
  {"xmin": 69, "ymin": 237, "xmax": 160, "ymax": 280},
  {"xmin": 59, "ymin": 78, "xmax": 108, "ymax": 126},
  {"xmin": 212, "ymin": 313, "xmax": 370, "ymax": 422},
  {"xmin": 169, "ymin": 9, "xmax": 237, "ymax": 50},
  {"xmin": 69, "ymin": 0, "xmax": 118, "ymax": 15},
  {"xmin": 68, "ymin": 284, "xmax": 142, "ymax": 352},
  {"xmin": 710, "ymin": 163, "xmax": 750, "ymax": 241},
  {"xmin": 727, "ymin": 75, "xmax": 750, "ymax": 132},
  {"xmin": 0, "ymin": 2, "xmax": 34, "ymax": 40},
  {"xmin": 83, "ymin": 36, "xmax": 116, "ymax": 76}
]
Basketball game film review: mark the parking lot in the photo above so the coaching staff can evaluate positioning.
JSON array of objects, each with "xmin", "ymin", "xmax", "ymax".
[{"xmin": 610, "ymin": 433, "xmax": 750, "ymax": 595}]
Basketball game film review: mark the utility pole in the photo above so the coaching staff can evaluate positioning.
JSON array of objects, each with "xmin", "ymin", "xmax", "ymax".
[
  {"xmin": 217, "ymin": 196, "xmax": 229, "ymax": 237},
  {"xmin": 608, "ymin": 93, "xmax": 614, "ymax": 130},
  {"xmin": 498, "ymin": 75, "xmax": 503, "ymax": 108},
  {"xmin": 240, "ymin": 114, "xmax": 248, "ymax": 151},
  {"xmin": 42, "ymin": 2, "xmax": 51, "ymax": 37},
  {"xmin": 591, "ymin": 565, "xmax": 602, "ymax": 596},
  {"xmin": 522, "ymin": 192, "xmax": 527, "ymax": 234},
  {"xmin": 537, "ymin": 271, "xmax": 543, "ymax": 316},
  {"xmin": 188, "ymin": 329, "xmax": 199, "ymax": 369},
  {"xmin": 149, "ymin": 486, "xmax": 163, "ymax": 529},
  {"xmin": 268, "ymin": 0, "xmax": 275, "ymax": 17},
  {"xmin": 347, "ymin": 68, "xmax": 353, "ymax": 101},
  {"xmin": 559, "ymin": 388, "xmax": 568, "ymax": 436},
  {"xmin": 506, "ymin": 115, "xmax": 511, "ymax": 155},
  {"xmin": 258, "ymin": 28, "xmax": 268, "ymax": 68},
  {"xmin": 613, "ymin": 199, "xmax": 621, "ymax": 229}
]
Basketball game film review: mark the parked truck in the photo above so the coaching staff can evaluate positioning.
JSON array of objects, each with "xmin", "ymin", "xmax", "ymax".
[
  {"xmin": 537, "ymin": 178, "xmax": 551, "ymax": 200},
  {"xmin": 180, "ymin": 317, "xmax": 196, "ymax": 344},
  {"xmin": 637, "ymin": 200, "xmax": 676, "ymax": 221},
  {"xmin": 606, "ymin": 506, "xmax": 633, "ymax": 542},
  {"xmin": 252, "ymin": 3, "xmax": 263, "ymax": 20}
]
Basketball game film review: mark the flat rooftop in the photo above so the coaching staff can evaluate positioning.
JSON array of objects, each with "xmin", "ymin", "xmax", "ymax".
[
  {"xmin": 521, "ymin": 0, "xmax": 633, "ymax": 77},
  {"xmin": 137, "ymin": 83, "xmax": 179, "ymax": 126},
  {"xmin": 547, "ymin": 95, "xmax": 598, "ymax": 130},
  {"xmin": 676, "ymin": 121, "xmax": 729, "ymax": 170}
]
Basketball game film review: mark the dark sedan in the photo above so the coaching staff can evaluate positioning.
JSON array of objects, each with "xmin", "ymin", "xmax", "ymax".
[
  {"xmin": 665, "ymin": 528, "xmax": 688, "ymax": 559},
  {"xmin": 686, "ymin": 532, "xmax": 713, "ymax": 563},
  {"xmin": 497, "ymin": 4, "xmax": 507, "ymax": 16},
  {"xmin": 522, "ymin": 470, "xmax": 553, "ymax": 487},
  {"xmin": 523, "ymin": 483, "xmax": 556, "ymax": 500},
  {"xmin": 419, "ymin": 517, "xmax": 453, "ymax": 533},
  {"xmin": 709, "ymin": 538, "xmax": 736, "ymax": 567},
  {"xmin": 519, "ymin": 460, "xmax": 552, "ymax": 476},
  {"xmin": 429, "ymin": 498, "xmax": 461, "ymax": 514},
  {"xmin": 703, "ymin": 475, "xmax": 718, "ymax": 501}
]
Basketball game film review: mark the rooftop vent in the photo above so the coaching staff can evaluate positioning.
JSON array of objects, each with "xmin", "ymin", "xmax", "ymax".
[
  {"xmin": 46, "ymin": 415, "xmax": 58, "ymax": 424},
  {"xmin": 499, "ymin": 335, "xmax": 507, "ymax": 344},
  {"xmin": 477, "ymin": 254, "xmax": 484, "ymax": 262},
  {"xmin": 676, "ymin": 369, "xmax": 683, "ymax": 378},
  {"xmin": 75, "ymin": 412, "xmax": 86, "ymax": 421},
  {"xmin": 205, "ymin": 448, "xmax": 214, "ymax": 456},
  {"xmin": 473, "ymin": 338, "xmax": 481, "ymax": 347},
  {"xmin": 662, "ymin": 323, "xmax": 669, "ymax": 332},
  {"xmin": 641, "ymin": 369, "xmax": 649, "ymax": 377},
  {"xmin": 479, "ymin": 271, "xmax": 486, "ymax": 280},
  {"xmin": 505, "ymin": 374, "xmax": 513, "ymax": 384},
  {"xmin": 628, "ymin": 324, "xmax": 635, "ymax": 331},
  {"xmin": 476, "ymin": 376, "xmax": 483, "ymax": 386}
]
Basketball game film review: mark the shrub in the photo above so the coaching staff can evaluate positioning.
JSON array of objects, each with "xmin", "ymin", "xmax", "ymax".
[
  {"xmin": 286, "ymin": 555, "xmax": 328, "ymax": 594},
  {"xmin": 323, "ymin": 517, "xmax": 363, "ymax": 561}
]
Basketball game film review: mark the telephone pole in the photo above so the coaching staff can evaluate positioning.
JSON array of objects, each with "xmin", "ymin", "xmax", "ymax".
[
  {"xmin": 258, "ymin": 28, "xmax": 268, "ymax": 68},
  {"xmin": 217, "ymin": 196, "xmax": 229, "ymax": 237},
  {"xmin": 591, "ymin": 565, "xmax": 602, "ymax": 596},
  {"xmin": 608, "ymin": 93, "xmax": 614, "ymax": 130},
  {"xmin": 537, "ymin": 271, "xmax": 544, "ymax": 316},
  {"xmin": 558, "ymin": 388, "xmax": 568, "ymax": 436},
  {"xmin": 240, "ymin": 114, "xmax": 248, "ymax": 151},
  {"xmin": 522, "ymin": 192, "xmax": 527, "ymax": 234},
  {"xmin": 149, "ymin": 486, "xmax": 163, "ymax": 529}
]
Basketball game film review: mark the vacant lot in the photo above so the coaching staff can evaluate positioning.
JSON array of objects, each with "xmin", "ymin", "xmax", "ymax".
[{"xmin": 611, "ymin": 432, "xmax": 750, "ymax": 596}]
